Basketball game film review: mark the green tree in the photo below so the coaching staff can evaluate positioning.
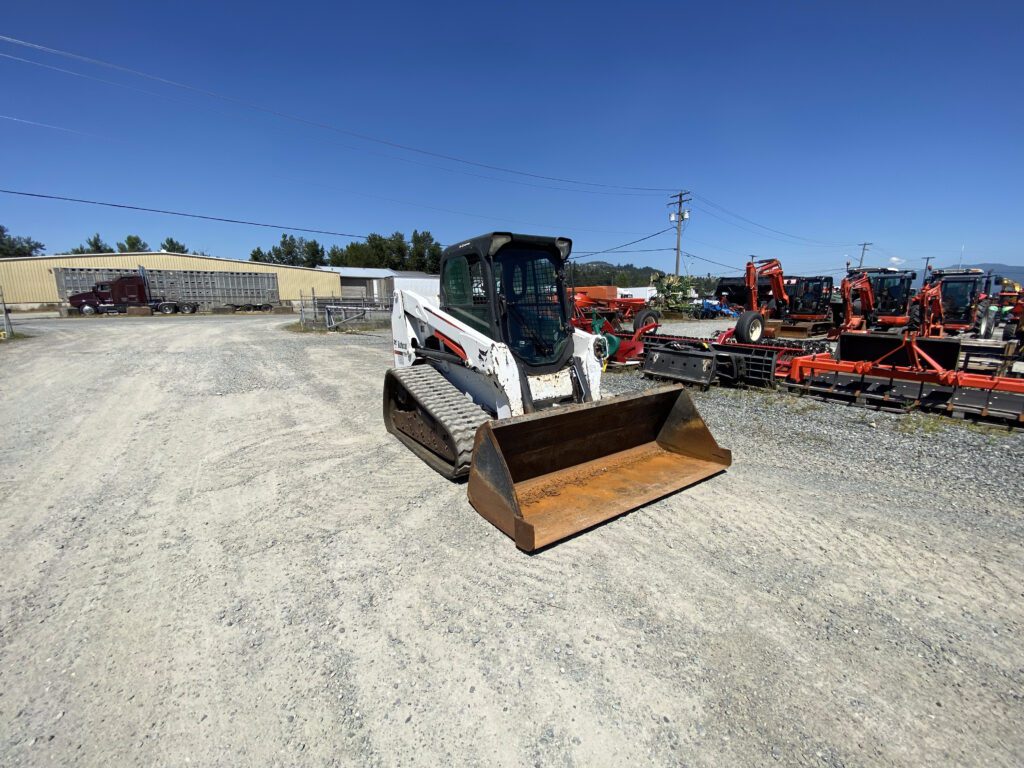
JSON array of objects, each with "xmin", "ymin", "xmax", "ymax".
[
  {"xmin": 250, "ymin": 234, "xmax": 325, "ymax": 267},
  {"xmin": 327, "ymin": 244, "xmax": 347, "ymax": 267},
  {"xmin": 322, "ymin": 231, "xmax": 442, "ymax": 273},
  {"xmin": 69, "ymin": 233, "xmax": 112, "ymax": 254},
  {"xmin": 570, "ymin": 260, "xmax": 660, "ymax": 287},
  {"xmin": 409, "ymin": 230, "xmax": 443, "ymax": 273},
  {"xmin": 0, "ymin": 224, "xmax": 45, "ymax": 258},
  {"xmin": 301, "ymin": 239, "xmax": 326, "ymax": 268},
  {"xmin": 160, "ymin": 237, "xmax": 189, "ymax": 253},
  {"xmin": 117, "ymin": 234, "xmax": 149, "ymax": 253}
]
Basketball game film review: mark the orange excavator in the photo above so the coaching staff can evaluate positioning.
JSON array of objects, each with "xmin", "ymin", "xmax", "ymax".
[
  {"xmin": 831, "ymin": 270, "xmax": 876, "ymax": 337},
  {"xmin": 733, "ymin": 259, "xmax": 789, "ymax": 343},
  {"xmin": 730, "ymin": 258, "xmax": 835, "ymax": 341}
]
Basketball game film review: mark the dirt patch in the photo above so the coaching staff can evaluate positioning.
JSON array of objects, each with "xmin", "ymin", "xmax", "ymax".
[{"xmin": 1, "ymin": 316, "xmax": 1021, "ymax": 766}]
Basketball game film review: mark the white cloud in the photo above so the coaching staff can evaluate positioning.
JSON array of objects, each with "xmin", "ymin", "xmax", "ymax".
[{"xmin": 888, "ymin": 256, "xmax": 905, "ymax": 266}]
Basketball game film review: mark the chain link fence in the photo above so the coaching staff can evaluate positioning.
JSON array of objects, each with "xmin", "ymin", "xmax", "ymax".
[
  {"xmin": 298, "ymin": 292, "xmax": 392, "ymax": 330},
  {"xmin": 0, "ymin": 285, "xmax": 14, "ymax": 340}
]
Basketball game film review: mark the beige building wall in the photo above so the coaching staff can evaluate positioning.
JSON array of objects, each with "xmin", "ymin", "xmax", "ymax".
[{"xmin": 0, "ymin": 252, "xmax": 341, "ymax": 305}]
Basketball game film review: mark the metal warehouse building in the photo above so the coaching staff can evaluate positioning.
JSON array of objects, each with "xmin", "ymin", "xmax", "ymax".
[
  {"xmin": 0, "ymin": 251, "xmax": 342, "ymax": 309},
  {"xmin": 317, "ymin": 266, "xmax": 440, "ymax": 303}
]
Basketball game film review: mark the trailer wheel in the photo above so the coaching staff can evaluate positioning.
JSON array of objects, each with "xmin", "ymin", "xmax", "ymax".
[
  {"xmin": 260, "ymin": 303, "xmax": 273, "ymax": 312},
  {"xmin": 157, "ymin": 303, "xmax": 176, "ymax": 315},
  {"xmin": 633, "ymin": 308, "xmax": 660, "ymax": 332},
  {"xmin": 735, "ymin": 311, "xmax": 764, "ymax": 343},
  {"xmin": 178, "ymin": 303, "xmax": 196, "ymax": 315},
  {"xmin": 80, "ymin": 304, "xmax": 97, "ymax": 316}
]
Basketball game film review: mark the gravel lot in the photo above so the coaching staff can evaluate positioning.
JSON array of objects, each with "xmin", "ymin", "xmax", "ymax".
[{"xmin": 1, "ymin": 315, "xmax": 1022, "ymax": 767}]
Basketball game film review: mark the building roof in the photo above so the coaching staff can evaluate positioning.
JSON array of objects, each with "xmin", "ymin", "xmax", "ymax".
[
  {"xmin": 10, "ymin": 251, "xmax": 332, "ymax": 274},
  {"xmin": 317, "ymin": 267, "xmax": 439, "ymax": 279},
  {"xmin": 318, "ymin": 266, "xmax": 396, "ymax": 278}
]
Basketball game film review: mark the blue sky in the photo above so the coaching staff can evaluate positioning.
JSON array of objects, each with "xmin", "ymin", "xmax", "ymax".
[{"xmin": 2, "ymin": 1, "xmax": 1022, "ymax": 276}]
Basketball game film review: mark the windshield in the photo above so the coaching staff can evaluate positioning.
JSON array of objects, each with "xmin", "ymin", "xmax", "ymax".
[
  {"xmin": 789, "ymin": 278, "xmax": 829, "ymax": 313},
  {"xmin": 495, "ymin": 247, "xmax": 571, "ymax": 367},
  {"xmin": 871, "ymin": 275, "xmax": 911, "ymax": 314},
  {"xmin": 940, "ymin": 280, "xmax": 974, "ymax": 322}
]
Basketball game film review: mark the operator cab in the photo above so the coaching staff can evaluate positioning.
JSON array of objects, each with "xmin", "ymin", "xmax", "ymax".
[
  {"xmin": 853, "ymin": 267, "xmax": 917, "ymax": 317},
  {"xmin": 927, "ymin": 268, "xmax": 990, "ymax": 325},
  {"xmin": 785, "ymin": 275, "xmax": 834, "ymax": 316},
  {"xmin": 440, "ymin": 233, "xmax": 575, "ymax": 372}
]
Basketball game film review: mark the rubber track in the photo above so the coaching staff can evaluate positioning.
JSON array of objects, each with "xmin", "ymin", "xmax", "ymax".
[{"xmin": 389, "ymin": 365, "xmax": 492, "ymax": 476}]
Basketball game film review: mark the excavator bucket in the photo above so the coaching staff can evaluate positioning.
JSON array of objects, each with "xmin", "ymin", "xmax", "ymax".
[{"xmin": 467, "ymin": 385, "xmax": 731, "ymax": 551}]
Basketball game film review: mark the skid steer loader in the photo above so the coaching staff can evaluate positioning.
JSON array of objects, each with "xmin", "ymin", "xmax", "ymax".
[{"xmin": 383, "ymin": 232, "xmax": 730, "ymax": 551}]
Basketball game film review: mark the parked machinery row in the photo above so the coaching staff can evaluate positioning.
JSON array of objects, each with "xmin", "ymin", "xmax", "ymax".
[{"xmin": 640, "ymin": 261, "xmax": 1024, "ymax": 426}]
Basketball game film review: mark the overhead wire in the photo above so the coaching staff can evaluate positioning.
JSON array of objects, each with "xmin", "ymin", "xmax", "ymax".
[
  {"xmin": 571, "ymin": 228, "xmax": 674, "ymax": 258},
  {"xmin": 691, "ymin": 193, "xmax": 855, "ymax": 247},
  {"xmin": 0, "ymin": 53, "xmax": 663, "ymax": 199},
  {"xmin": 0, "ymin": 109, "xmax": 656, "ymax": 237},
  {"xmin": 0, "ymin": 35, "xmax": 677, "ymax": 194},
  {"xmin": 0, "ymin": 188, "xmax": 368, "ymax": 239},
  {"xmin": 0, "ymin": 113, "xmax": 98, "ymax": 138}
]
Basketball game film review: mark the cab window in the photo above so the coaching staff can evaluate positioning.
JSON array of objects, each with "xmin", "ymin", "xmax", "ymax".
[{"xmin": 441, "ymin": 254, "xmax": 491, "ymax": 335}]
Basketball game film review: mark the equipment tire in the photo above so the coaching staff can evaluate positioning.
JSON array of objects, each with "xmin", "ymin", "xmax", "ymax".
[
  {"xmin": 633, "ymin": 308, "xmax": 661, "ymax": 332},
  {"xmin": 80, "ymin": 304, "xmax": 97, "ymax": 316},
  {"xmin": 974, "ymin": 301, "xmax": 993, "ymax": 338},
  {"xmin": 906, "ymin": 304, "xmax": 922, "ymax": 332},
  {"xmin": 260, "ymin": 303, "xmax": 273, "ymax": 312},
  {"xmin": 158, "ymin": 303, "xmax": 176, "ymax": 315},
  {"xmin": 1004, "ymin": 322, "xmax": 1019, "ymax": 342},
  {"xmin": 977, "ymin": 310, "xmax": 993, "ymax": 339},
  {"xmin": 178, "ymin": 303, "xmax": 196, "ymax": 315},
  {"xmin": 735, "ymin": 311, "xmax": 764, "ymax": 344}
]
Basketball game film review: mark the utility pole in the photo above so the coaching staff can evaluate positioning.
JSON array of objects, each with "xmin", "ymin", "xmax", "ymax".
[
  {"xmin": 857, "ymin": 242, "xmax": 873, "ymax": 269},
  {"xmin": 668, "ymin": 191, "xmax": 691, "ymax": 276}
]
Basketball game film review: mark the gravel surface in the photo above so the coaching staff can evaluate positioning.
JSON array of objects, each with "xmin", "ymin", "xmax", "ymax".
[{"xmin": 1, "ymin": 315, "xmax": 1022, "ymax": 767}]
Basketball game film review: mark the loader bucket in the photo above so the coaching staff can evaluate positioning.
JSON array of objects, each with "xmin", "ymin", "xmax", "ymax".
[{"xmin": 467, "ymin": 386, "xmax": 731, "ymax": 551}]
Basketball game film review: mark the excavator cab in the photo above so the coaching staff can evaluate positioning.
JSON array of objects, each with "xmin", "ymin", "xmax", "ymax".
[{"xmin": 855, "ymin": 268, "xmax": 917, "ymax": 322}]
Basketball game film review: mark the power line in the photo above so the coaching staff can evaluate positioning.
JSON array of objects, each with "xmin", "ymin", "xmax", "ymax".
[
  {"xmin": 0, "ymin": 113, "xmax": 98, "ymax": 137},
  {"xmin": 572, "ymin": 228, "xmax": 674, "ymax": 258},
  {"xmin": 683, "ymin": 252, "xmax": 745, "ymax": 272},
  {"xmin": 0, "ymin": 53, "xmax": 666, "ymax": 199},
  {"xmin": 571, "ymin": 247, "xmax": 676, "ymax": 254},
  {"xmin": 691, "ymin": 193, "xmax": 855, "ymax": 247},
  {"xmin": 0, "ymin": 35, "xmax": 678, "ymax": 194},
  {"xmin": 0, "ymin": 188, "xmax": 368, "ymax": 239},
  {"xmin": 284, "ymin": 177, "xmax": 650, "ymax": 235},
  {"xmin": 691, "ymin": 202, "xmax": 856, "ymax": 248},
  {"xmin": 1, "ymin": 109, "xmax": 653, "ymax": 237}
]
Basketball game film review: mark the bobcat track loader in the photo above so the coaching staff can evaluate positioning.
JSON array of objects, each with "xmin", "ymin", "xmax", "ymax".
[{"xmin": 383, "ymin": 232, "xmax": 731, "ymax": 551}]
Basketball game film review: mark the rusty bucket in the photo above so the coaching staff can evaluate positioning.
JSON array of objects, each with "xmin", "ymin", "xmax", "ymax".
[{"xmin": 467, "ymin": 385, "xmax": 731, "ymax": 551}]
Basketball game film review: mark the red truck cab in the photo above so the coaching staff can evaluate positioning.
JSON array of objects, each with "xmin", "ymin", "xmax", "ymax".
[{"xmin": 69, "ymin": 274, "xmax": 196, "ymax": 315}]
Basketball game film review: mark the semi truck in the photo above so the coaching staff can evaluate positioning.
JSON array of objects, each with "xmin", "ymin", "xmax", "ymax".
[{"xmin": 68, "ymin": 268, "xmax": 199, "ymax": 315}]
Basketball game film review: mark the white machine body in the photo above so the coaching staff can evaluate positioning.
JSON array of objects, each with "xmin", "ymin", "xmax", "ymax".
[{"xmin": 392, "ymin": 290, "xmax": 604, "ymax": 419}]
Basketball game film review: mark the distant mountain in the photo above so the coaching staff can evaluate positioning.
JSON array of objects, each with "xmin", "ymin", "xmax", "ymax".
[{"xmin": 941, "ymin": 262, "xmax": 1024, "ymax": 284}]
